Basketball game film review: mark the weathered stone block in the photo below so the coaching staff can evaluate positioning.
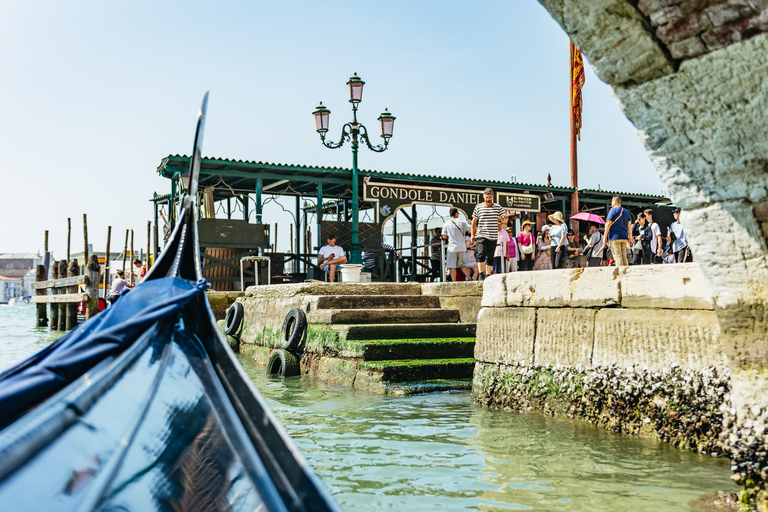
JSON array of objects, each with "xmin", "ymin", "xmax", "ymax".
[
  {"xmin": 437, "ymin": 295, "xmax": 483, "ymax": 323},
  {"xmin": 705, "ymin": 3, "xmax": 752, "ymax": 27},
  {"xmin": 422, "ymin": 281, "xmax": 483, "ymax": 297},
  {"xmin": 480, "ymin": 274, "xmax": 506, "ymax": 307},
  {"xmin": 537, "ymin": 0, "xmax": 675, "ymax": 85},
  {"xmin": 506, "ymin": 268, "xmax": 581, "ymax": 307},
  {"xmin": 637, "ymin": 0, "xmax": 686, "ymax": 17},
  {"xmin": 593, "ymin": 308, "xmax": 725, "ymax": 371},
  {"xmin": 535, "ymin": 308, "xmax": 596, "ymax": 367},
  {"xmin": 656, "ymin": 12, "xmax": 713, "ymax": 44},
  {"xmin": 754, "ymin": 202, "xmax": 768, "ymax": 222},
  {"xmin": 702, "ymin": 24, "xmax": 743, "ymax": 50},
  {"xmin": 474, "ymin": 307, "xmax": 536, "ymax": 364},
  {"xmin": 621, "ymin": 263, "xmax": 714, "ymax": 310},
  {"xmin": 668, "ymin": 36, "xmax": 708, "ymax": 58},
  {"xmin": 570, "ymin": 266, "xmax": 621, "ymax": 307}
]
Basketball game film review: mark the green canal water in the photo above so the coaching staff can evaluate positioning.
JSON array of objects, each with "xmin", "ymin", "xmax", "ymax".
[{"xmin": 1, "ymin": 304, "xmax": 737, "ymax": 511}]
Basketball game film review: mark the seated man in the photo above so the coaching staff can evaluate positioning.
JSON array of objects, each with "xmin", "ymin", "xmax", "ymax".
[{"xmin": 318, "ymin": 234, "xmax": 347, "ymax": 283}]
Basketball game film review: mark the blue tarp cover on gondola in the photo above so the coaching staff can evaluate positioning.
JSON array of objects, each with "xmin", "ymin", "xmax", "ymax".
[{"xmin": 0, "ymin": 277, "xmax": 208, "ymax": 427}]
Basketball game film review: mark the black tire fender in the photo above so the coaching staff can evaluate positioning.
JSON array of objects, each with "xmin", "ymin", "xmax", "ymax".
[
  {"xmin": 266, "ymin": 349, "xmax": 301, "ymax": 377},
  {"xmin": 281, "ymin": 308, "xmax": 307, "ymax": 351},
  {"xmin": 224, "ymin": 302, "xmax": 244, "ymax": 336}
]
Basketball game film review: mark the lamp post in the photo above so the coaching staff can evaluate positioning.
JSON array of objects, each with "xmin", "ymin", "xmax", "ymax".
[{"xmin": 313, "ymin": 73, "xmax": 395, "ymax": 264}]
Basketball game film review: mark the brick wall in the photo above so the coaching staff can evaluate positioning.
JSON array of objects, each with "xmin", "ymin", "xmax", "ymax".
[{"xmin": 637, "ymin": 0, "xmax": 768, "ymax": 58}]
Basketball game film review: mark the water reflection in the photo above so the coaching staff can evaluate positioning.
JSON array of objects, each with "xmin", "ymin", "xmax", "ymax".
[{"xmin": 238, "ymin": 355, "xmax": 735, "ymax": 511}]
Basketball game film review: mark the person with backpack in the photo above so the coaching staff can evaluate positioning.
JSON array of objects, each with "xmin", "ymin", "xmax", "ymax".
[
  {"xmin": 668, "ymin": 207, "xmax": 692, "ymax": 262},
  {"xmin": 631, "ymin": 213, "xmax": 653, "ymax": 265},
  {"xmin": 441, "ymin": 208, "xmax": 470, "ymax": 282},
  {"xmin": 604, "ymin": 195, "xmax": 634, "ymax": 267},
  {"xmin": 644, "ymin": 208, "xmax": 663, "ymax": 263}
]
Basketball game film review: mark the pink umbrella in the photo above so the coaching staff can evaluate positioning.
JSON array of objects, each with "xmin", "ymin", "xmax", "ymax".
[{"xmin": 570, "ymin": 212, "xmax": 606, "ymax": 224}]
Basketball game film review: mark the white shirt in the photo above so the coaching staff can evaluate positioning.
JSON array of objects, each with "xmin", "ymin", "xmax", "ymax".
[
  {"xmin": 442, "ymin": 218, "xmax": 470, "ymax": 253},
  {"xmin": 670, "ymin": 221, "xmax": 687, "ymax": 252},
  {"xmin": 650, "ymin": 222, "xmax": 661, "ymax": 253},
  {"xmin": 319, "ymin": 245, "xmax": 344, "ymax": 266},
  {"xmin": 109, "ymin": 277, "xmax": 129, "ymax": 296}
]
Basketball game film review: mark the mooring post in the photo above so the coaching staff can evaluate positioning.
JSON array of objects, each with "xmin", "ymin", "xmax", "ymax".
[
  {"xmin": 35, "ymin": 264, "xmax": 48, "ymax": 327},
  {"xmin": 146, "ymin": 221, "xmax": 151, "ymax": 268},
  {"xmin": 130, "ymin": 229, "xmax": 134, "ymax": 285},
  {"xmin": 49, "ymin": 261, "xmax": 59, "ymax": 330},
  {"xmin": 83, "ymin": 214, "xmax": 89, "ymax": 263},
  {"xmin": 57, "ymin": 260, "xmax": 67, "ymax": 331},
  {"xmin": 122, "ymin": 229, "xmax": 128, "ymax": 273},
  {"xmin": 85, "ymin": 254, "xmax": 100, "ymax": 319},
  {"xmin": 104, "ymin": 226, "xmax": 111, "ymax": 298},
  {"xmin": 67, "ymin": 218, "xmax": 71, "ymax": 262},
  {"xmin": 66, "ymin": 260, "xmax": 79, "ymax": 330},
  {"xmin": 43, "ymin": 230, "xmax": 50, "ymax": 278}
]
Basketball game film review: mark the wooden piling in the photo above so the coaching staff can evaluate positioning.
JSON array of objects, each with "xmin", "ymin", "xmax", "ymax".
[
  {"xmin": 83, "ymin": 214, "xmax": 89, "ymax": 263},
  {"xmin": 49, "ymin": 261, "xmax": 59, "ymax": 330},
  {"xmin": 35, "ymin": 264, "xmax": 48, "ymax": 327},
  {"xmin": 66, "ymin": 260, "xmax": 79, "ymax": 330},
  {"xmin": 85, "ymin": 255, "xmax": 100, "ymax": 319},
  {"xmin": 130, "ymin": 229, "xmax": 134, "ymax": 285},
  {"xmin": 67, "ymin": 218, "xmax": 71, "ymax": 262},
  {"xmin": 122, "ymin": 229, "xmax": 128, "ymax": 272},
  {"xmin": 57, "ymin": 260, "xmax": 67, "ymax": 331},
  {"xmin": 43, "ymin": 230, "xmax": 50, "ymax": 277},
  {"xmin": 146, "ymin": 221, "xmax": 151, "ymax": 268},
  {"xmin": 104, "ymin": 226, "xmax": 112, "ymax": 298}
]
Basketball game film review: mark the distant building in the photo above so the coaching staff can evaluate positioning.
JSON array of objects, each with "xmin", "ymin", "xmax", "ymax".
[
  {"xmin": 0, "ymin": 253, "xmax": 43, "ymax": 298},
  {"xmin": 0, "ymin": 275, "xmax": 24, "ymax": 303}
]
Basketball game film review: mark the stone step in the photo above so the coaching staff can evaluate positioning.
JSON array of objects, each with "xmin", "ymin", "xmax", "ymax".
[
  {"xmin": 308, "ymin": 308, "xmax": 459, "ymax": 325},
  {"xmin": 305, "ymin": 337, "xmax": 475, "ymax": 361},
  {"xmin": 356, "ymin": 357, "xmax": 475, "ymax": 383},
  {"xmin": 334, "ymin": 322, "xmax": 476, "ymax": 341},
  {"xmin": 314, "ymin": 295, "xmax": 441, "ymax": 310}
]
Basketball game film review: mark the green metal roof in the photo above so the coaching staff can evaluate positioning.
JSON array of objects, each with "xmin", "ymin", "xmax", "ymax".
[{"xmin": 156, "ymin": 155, "xmax": 669, "ymax": 207}]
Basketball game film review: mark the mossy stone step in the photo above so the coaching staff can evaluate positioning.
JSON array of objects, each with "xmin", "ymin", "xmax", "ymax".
[
  {"xmin": 307, "ymin": 308, "xmax": 459, "ymax": 325},
  {"xmin": 334, "ymin": 322, "xmax": 476, "ymax": 340},
  {"xmin": 382, "ymin": 379, "xmax": 472, "ymax": 396},
  {"xmin": 304, "ymin": 337, "xmax": 475, "ymax": 361},
  {"xmin": 356, "ymin": 357, "xmax": 475, "ymax": 383},
  {"xmin": 314, "ymin": 294, "xmax": 441, "ymax": 310}
]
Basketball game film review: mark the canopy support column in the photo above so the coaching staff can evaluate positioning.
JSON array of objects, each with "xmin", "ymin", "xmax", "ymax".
[
  {"xmin": 255, "ymin": 175, "xmax": 263, "ymax": 224},
  {"xmin": 316, "ymin": 182, "xmax": 323, "ymax": 252}
]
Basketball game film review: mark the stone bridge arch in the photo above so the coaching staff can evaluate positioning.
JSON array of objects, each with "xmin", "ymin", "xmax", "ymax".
[{"xmin": 534, "ymin": 0, "xmax": 768, "ymax": 502}]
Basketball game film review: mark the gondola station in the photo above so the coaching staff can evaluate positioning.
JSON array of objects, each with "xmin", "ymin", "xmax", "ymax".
[
  {"xmin": 151, "ymin": 154, "xmax": 672, "ymax": 395},
  {"xmin": 153, "ymin": 154, "xmax": 672, "ymax": 289}
]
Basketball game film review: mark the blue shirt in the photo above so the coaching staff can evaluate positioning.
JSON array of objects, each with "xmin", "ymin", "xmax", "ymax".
[{"xmin": 606, "ymin": 206, "xmax": 630, "ymax": 241}]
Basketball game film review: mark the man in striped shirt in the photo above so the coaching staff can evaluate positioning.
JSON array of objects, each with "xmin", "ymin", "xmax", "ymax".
[{"xmin": 470, "ymin": 188, "xmax": 508, "ymax": 281}]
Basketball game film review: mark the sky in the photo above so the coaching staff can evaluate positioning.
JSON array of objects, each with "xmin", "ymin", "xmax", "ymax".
[{"xmin": 0, "ymin": 0, "xmax": 664, "ymax": 257}]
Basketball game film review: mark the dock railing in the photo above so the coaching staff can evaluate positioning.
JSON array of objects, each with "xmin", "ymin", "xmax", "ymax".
[{"xmin": 31, "ymin": 255, "xmax": 100, "ymax": 330}]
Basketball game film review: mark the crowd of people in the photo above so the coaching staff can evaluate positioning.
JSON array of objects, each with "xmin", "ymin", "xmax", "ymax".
[
  {"xmin": 439, "ymin": 190, "xmax": 693, "ymax": 282},
  {"xmin": 312, "ymin": 191, "xmax": 692, "ymax": 284}
]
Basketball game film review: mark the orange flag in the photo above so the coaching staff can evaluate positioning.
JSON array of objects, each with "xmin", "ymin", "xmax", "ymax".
[{"xmin": 572, "ymin": 46, "xmax": 585, "ymax": 140}]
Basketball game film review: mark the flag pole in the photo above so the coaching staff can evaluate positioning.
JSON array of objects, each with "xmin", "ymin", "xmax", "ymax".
[{"xmin": 569, "ymin": 39, "xmax": 579, "ymax": 233}]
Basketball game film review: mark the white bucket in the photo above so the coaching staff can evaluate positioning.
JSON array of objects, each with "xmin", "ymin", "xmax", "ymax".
[{"xmin": 340, "ymin": 264, "xmax": 365, "ymax": 283}]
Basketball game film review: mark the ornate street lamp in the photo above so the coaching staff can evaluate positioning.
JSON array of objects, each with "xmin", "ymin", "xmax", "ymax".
[{"xmin": 313, "ymin": 73, "xmax": 396, "ymax": 264}]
